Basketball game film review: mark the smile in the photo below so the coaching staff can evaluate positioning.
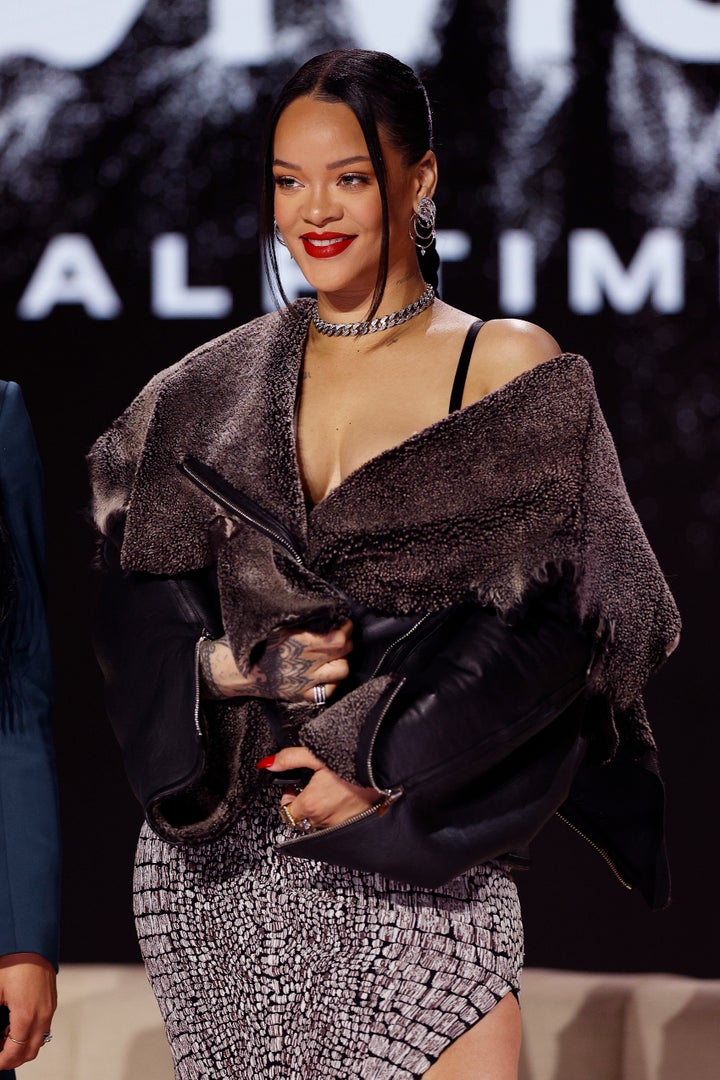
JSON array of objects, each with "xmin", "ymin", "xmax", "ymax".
[{"xmin": 300, "ymin": 233, "xmax": 357, "ymax": 259}]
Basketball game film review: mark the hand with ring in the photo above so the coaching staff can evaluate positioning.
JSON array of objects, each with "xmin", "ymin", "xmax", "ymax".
[
  {"xmin": 199, "ymin": 620, "xmax": 353, "ymax": 704},
  {"xmin": 0, "ymin": 953, "xmax": 57, "ymax": 1069},
  {"xmin": 279, "ymin": 803, "xmax": 313, "ymax": 833},
  {"xmin": 258, "ymin": 746, "xmax": 383, "ymax": 832}
]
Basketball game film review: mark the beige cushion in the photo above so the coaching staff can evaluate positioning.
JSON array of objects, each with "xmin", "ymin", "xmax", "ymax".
[
  {"xmin": 520, "ymin": 969, "xmax": 633, "ymax": 1080},
  {"xmin": 22, "ymin": 965, "xmax": 173, "ymax": 1080},
  {"xmin": 521, "ymin": 969, "xmax": 720, "ymax": 1080},
  {"xmin": 622, "ymin": 974, "xmax": 720, "ymax": 1080}
]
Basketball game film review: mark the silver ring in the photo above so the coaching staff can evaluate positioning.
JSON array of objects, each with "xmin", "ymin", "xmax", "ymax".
[
  {"xmin": 313, "ymin": 683, "xmax": 327, "ymax": 706},
  {"xmin": 298, "ymin": 817, "xmax": 313, "ymax": 833},
  {"xmin": 42, "ymin": 1032, "xmax": 53, "ymax": 1046}
]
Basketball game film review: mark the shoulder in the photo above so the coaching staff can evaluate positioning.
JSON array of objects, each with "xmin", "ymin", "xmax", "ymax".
[
  {"xmin": 141, "ymin": 302, "xmax": 311, "ymax": 400},
  {"xmin": 0, "ymin": 380, "xmax": 27, "ymax": 425},
  {"xmin": 0, "ymin": 381, "xmax": 36, "ymax": 463},
  {"xmin": 0, "ymin": 382, "xmax": 43, "ymax": 537},
  {"xmin": 468, "ymin": 319, "xmax": 562, "ymax": 400},
  {"xmin": 91, "ymin": 305, "xmax": 298, "ymax": 446}
]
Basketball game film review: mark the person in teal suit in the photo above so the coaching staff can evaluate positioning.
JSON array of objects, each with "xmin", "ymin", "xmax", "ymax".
[{"xmin": 0, "ymin": 382, "xmax": 59, "ymax": 1075}]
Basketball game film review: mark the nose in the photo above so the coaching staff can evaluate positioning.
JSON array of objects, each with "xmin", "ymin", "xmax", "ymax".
[{"xmin": 303, "ymin": 185, "xmax": 342, "ymax": 227}]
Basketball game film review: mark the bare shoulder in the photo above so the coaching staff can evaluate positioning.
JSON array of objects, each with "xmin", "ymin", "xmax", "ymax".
[
  {"xmin": 480, "ymin": 319, "xmax": 561, "ymax": 367},
  {"xmin": 467, "ymin": 318, "xmax": 562, "ymax": 402},
  {"xmin": 424, "ymin": 303, "xmax": 562, "ymax": 408}
]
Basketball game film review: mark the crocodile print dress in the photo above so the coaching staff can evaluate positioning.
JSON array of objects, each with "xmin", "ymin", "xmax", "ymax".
[{"xmin": 133, "ymin": 771, "xmax": 523, "ymax": 1080}]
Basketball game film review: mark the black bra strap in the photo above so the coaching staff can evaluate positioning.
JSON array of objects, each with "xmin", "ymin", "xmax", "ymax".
[{"xmin": 448, "ymin": 319, "xmax": 485, "ymax": 413}]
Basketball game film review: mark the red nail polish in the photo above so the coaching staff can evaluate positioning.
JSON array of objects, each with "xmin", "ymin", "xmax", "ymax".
[{"xmin": 256, "ymin": 755, "xmax": 276, "ymax": 769}]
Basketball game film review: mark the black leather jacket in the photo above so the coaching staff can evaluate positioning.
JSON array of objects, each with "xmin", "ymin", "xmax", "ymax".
[{"xmin": 94, "ymin": 525, "xmax": 669, "ymax": 909}]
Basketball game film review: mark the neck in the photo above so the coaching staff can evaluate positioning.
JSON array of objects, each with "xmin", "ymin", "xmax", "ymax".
[
  {"xmin": 315, "ymin": 271, "xmax": 428, "ymax": 326},
  {"xmin": 311, "ymin": 282, "xmax": 434, "ymax": 340}
]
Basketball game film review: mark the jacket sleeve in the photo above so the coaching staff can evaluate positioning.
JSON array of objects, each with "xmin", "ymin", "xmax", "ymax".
[
  {"xmin": 338, "ymin": 595, "xmax": 666, "ymax": 907},
  {"xmin": 0, "ymin": 382, "xmax": 60, "ymax": 969},
  {"xmin": 295, "ymin": 585, "xmax": 595, "ymax": 791},
  {"xmin": 354, "ymin": 590, "xmax": 596, "ymax": 796},
  {"xmin": 93, "ymin": 528, "xmax": 224, "ymax": 818}
]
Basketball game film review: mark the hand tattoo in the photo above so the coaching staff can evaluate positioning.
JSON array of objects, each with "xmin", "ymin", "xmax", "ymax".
[
  {"xmin": 199, "ymin": 632, "xmax": 317, "ymax": 702},
  {"xmin": 252, "ymin": 633, "xmax": 316, "ymax": 701}
]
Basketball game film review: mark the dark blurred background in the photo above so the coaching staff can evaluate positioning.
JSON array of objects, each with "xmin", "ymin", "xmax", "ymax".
[{"xmin": 1, "ymin": 0, "xmax": 717, "ymax": 975}]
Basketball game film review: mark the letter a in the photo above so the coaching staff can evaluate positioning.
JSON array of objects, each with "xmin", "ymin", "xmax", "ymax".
[{"xmin": 18, "ymin": 235, "xmax": 122, "ymax": 319}]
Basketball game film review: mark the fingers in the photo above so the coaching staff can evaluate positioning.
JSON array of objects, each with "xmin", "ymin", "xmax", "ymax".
[
  {"xmin": 299, "ymin": 657, "xmax": 350, "ymax": 704},
  {"xmin": 279, "ymin": 620, "xmax": 354, "ymax": 661},
  {"xmin": 0, "ymin": 956, "xmax": 57, "ymax": 1068},
  {"xmin": 0, "ymin": 1035, "xmax": 42, "ymax": 1068},
  {"xmin": 0, "ymin": 1012, "xmax": 53, "ymax": 1067},
  {"xmin": 314, "ymin": 659, "xmax": 350, "ymax": 684},
  {"xmin": 258, "ymin": 746, "xmax": 326, "ymax": 774},
  {"xmin": 274, "ymin": 769, "xmax": 384, "ymax": 831}
]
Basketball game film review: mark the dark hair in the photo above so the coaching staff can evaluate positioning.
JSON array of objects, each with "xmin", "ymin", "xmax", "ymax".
[{"xmin": 261, "ymin": 49, "xmax": 439, "ymax": 319}]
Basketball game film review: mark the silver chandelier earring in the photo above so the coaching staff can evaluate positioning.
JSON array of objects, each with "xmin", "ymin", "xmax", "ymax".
[
  {"xmin": 410, "ymin": 196, "xmax": 437, "ymax": 254},
  {"xmin": 273, "ymin": 219, "xmax": 287, "ymax": 248}
]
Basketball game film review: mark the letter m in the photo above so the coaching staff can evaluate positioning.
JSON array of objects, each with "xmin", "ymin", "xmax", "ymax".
[{"xmin": 569, "ymin": 229, "xmax": 683, "ymax": 314}]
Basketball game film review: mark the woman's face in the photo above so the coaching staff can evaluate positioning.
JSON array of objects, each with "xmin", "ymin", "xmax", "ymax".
[{"xmin": 272, "ymin": 96, "xmax": 434, "ymax": 303}]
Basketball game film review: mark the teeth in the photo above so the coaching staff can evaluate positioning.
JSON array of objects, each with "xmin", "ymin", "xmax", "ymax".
[{"xmin": 306, "ymin": 237, "xmax": 348, "ymax": 247}]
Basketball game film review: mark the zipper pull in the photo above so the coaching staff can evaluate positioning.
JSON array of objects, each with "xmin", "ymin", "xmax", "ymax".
[{"xmin": 377, "ymin": 786, "xmax": 403, "ymax": 816}]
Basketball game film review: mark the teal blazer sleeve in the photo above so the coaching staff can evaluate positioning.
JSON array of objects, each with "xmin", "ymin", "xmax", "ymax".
[{"xmin": 0, "ymin": 381, "xmax": 60, "ymax": 968}]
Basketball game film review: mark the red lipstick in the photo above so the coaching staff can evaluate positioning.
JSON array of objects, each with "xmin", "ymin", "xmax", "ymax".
[{"xmin": 300, "ymin": 232, "xmax": 356, "ymax": 259}]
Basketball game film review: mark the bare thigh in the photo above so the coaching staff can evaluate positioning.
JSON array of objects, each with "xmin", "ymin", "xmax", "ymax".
[{"xmin": 422, "ymin": 992, "xmax": 521, "ymax": 1080}]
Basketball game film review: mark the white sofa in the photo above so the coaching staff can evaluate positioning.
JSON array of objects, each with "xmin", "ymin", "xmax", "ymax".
[{"xmin": 22, "ymin": 966, "xmax": 720, "ymax": 1079}]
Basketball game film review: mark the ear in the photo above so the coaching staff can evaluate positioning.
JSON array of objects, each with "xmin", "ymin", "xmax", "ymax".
[{"xmin": 414, "ymin": 150, "xmax": 438, "ymax": 202}]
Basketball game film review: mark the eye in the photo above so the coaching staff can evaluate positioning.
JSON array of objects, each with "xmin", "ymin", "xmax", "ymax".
[
  {"xmin": 274, "ymin": 175, "xmax": 300, "ymax": 189},
  {"xmin": 338, "ymin": 173, "xmax": 372, "ymax": 188}
]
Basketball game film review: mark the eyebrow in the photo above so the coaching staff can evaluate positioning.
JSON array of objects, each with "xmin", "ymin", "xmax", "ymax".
[{"xmin": 272, "ymin": 155, "xmax": 372, "ymax": 170}]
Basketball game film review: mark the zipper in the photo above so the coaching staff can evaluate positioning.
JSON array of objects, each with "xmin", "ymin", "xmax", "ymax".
[
  {"xmin": 371, "ymin": 613, "xmax": 433, "ymax": 677},
  {"xmin": 555, "ymin": 810, "xmax": 632, "ymax": 890},
  {"xmin": 278, "ymin": 787, "xmax": 403, "ymax": 849},
  {"xmin": 278, "ymin": 680, "xmax": 407, "ymax": 850},
  {"xmin": 179, "ymin": 458, "xmax": 304, "ymax": 567},
  {"xmin": 364, "ymin": 677, "xmax": 407, "ymax": 791},
  {"xmin": 193, "ymin": 630, "xmax": 212, "ymax": 737}
]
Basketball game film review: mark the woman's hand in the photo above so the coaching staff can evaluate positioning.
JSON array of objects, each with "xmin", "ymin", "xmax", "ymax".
[
  {"xmin": 257, "ymin": 746, "xmax": 383, "ymax": 829},
  {"xmin": 0, "ymin": 953, "xmax": 56, "ymax": 1070},
  {"xmin": 199, "ymin": 620, "xmax": 353, "ymax": 704}
]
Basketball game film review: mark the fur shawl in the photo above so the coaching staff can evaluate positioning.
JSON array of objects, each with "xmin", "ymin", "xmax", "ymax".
[{"xmin": 88, "ymin": 300, "xmax": 680, "ymax": 834}]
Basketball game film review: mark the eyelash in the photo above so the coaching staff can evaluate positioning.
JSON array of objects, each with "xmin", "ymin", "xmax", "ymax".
[
  {"xmin": 338, "ymin": 173, "xmax": 371, "ymax": 187},
  {"xmin": 273, "ymin": 173, "xmax": 372, "ymax": 190}
]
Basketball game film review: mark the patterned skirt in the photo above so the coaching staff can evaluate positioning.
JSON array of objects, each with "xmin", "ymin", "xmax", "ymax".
[{"xmin": 133, "ymin": 782, "xmax": 524, "ymax": 1079}]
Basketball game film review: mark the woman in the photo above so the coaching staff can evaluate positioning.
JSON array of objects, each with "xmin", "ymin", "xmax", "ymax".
[
  {"xmin": 0, "ymin": 381, "xmax": 59, "ymax": 1076},
  {"xmin": 90, "ymin": 51, "xmax": 679, "ymax": 1079}
]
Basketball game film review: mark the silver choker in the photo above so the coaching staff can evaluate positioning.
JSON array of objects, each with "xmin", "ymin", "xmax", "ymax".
[{"xmin": 311, "ymin": 285, "xmax": 435, "ymax": 337}]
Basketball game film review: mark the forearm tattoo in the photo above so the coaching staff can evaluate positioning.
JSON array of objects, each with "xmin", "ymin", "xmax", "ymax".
[{"xmin": 198, "ymin": 637, "xmax": 239, "ymax": 699}]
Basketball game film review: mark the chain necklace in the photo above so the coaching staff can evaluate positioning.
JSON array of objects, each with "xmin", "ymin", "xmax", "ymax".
[{"xmin": 311, "ymin": 284, "xmax": 435, "ymax": 337}]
